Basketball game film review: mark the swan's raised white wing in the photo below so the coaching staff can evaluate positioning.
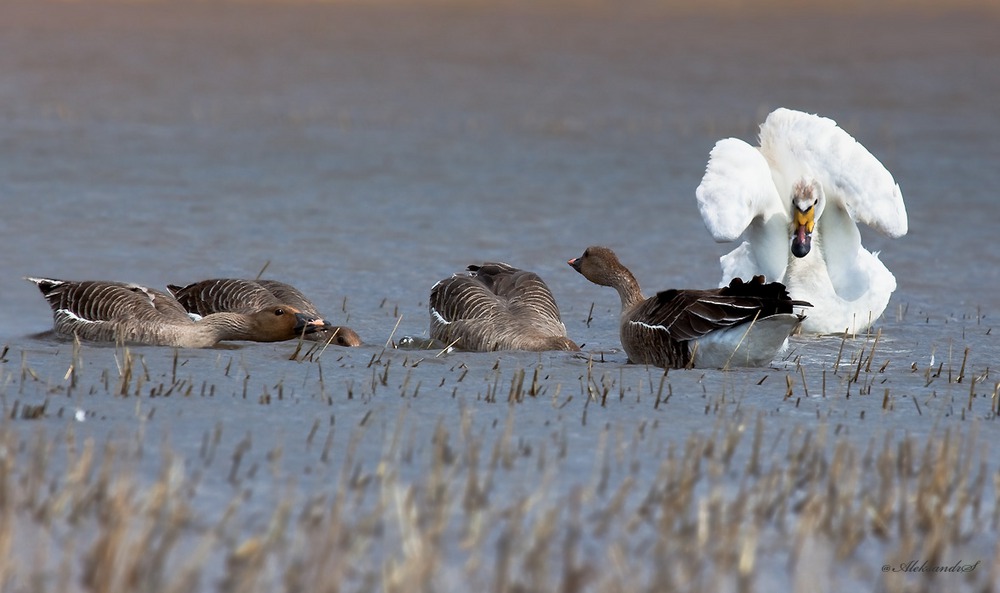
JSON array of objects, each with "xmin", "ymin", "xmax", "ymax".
[
  {"xmin": 696, "ymin": 137, "xmax": 786, "ymax": 242},
  {"xmin": 759, "ymin": 108, "xmax": 907, "ymax": 238}
]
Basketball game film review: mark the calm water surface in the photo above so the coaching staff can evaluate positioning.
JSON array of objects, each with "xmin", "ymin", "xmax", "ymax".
[{"xmin": 1, "ymin": 2, "xmax": 999, "ymax": 591}]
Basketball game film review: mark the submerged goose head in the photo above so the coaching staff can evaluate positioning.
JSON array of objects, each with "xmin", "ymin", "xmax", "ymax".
[
  {"xmin": 790, "ymin": 179, "xmax": 825, "ymax": 258},
  {"xmin": 313, "ymin": 325, "xmax": 363, "ymax": 347}
]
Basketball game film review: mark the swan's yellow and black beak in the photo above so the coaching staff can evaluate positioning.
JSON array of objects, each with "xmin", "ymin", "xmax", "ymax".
[{"xmin": 791, "ymin": 206, "xmax": 815, "ymax": 258}]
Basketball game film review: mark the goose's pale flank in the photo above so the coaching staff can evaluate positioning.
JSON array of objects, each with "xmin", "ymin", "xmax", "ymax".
[
  {"xmin": 429, "ymin": 262, "xmax": 579, "ymax": 352},
  {"xmin": 26, "ymin": 277, "xmax": 328, "ymax": 348},
  {"xmin": 568, "ymin": 246, "xmax": 810, "ymax": 369},
  {"xmin": 167, "ymin": 278, "xmax": 362, "ymax": 347},
  {"xmin": 696, "ymin": 107, "xmax": 906, "ymax": 335}
]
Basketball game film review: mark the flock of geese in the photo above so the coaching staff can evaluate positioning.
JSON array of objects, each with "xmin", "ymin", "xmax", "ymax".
[{"xmin": 27, "ymin": 109, "xmax": 907, "ymax": 369}]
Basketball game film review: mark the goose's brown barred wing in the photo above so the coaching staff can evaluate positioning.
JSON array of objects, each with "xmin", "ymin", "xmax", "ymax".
[
  {"xmin": 429, "ymin": 263, "xmax": 578, "ymax": 352},
  {"xmin": 429, "ymin": 273, "xmax": 502, "ymax": 336},
  {"xmin": 256, "ymin": 280, "xmax": 319, "ymax": 317},
  {"xmin": 167, "ymin": 279, "xmax": 281, "ymax": 316},
  {"xmin": 468, "ymin": 263, "xmax": 564, "ymax": 325},
  {"xmin": 640, "ymin": 278, "xmax": 811, "ymax": 343},
  {"xmin": 718, "ymin": 275, "xmax": 812, "ymax": 313},
  {"xmin": 26, "ymin": 277, "xmax": 196, "ymax": 345},
  {"xmin": 29, "ymin": 278, "xmax": 191, "ymax": 325},
  {"xmin": 633, "ymin": 288, "xmax": 759, "ymax": 343}
]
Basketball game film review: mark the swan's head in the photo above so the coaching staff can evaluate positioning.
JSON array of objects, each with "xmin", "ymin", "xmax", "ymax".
[{"xmin": 790, "ymin": 180, "xmax": 824, "ymax": 258}]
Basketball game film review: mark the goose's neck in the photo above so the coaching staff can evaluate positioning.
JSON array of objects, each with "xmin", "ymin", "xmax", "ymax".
[
  {"xmin": 610, "ymin": 267, "xmax": 644, "ymax": 312},
  {"xmin": 198, "ymin": 313, "xmax": 256, "ymax": 342}
]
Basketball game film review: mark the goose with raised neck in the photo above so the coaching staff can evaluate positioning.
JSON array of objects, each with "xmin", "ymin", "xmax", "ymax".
[{"xmin": 568, "ymin": 246, "xmax": 809, "ymax": 368}]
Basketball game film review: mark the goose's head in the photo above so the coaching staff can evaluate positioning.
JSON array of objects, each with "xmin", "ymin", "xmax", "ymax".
[
  {"xmin": 568, "ymin": 246, "xmax": 621, "ymax": 287},
  {"xmin": 248, "ymin": 305, "xmax": 331, "ymax": 341},
  {"xmin": 313, "ymin": 325, "xmax": 364, "ymax": 347},
  {"xmin": 790, "ymin": 180, "xmax": 825, "ymax": 258}
]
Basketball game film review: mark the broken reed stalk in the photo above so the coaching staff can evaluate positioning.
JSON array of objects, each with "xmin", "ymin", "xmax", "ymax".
[
  {"xmin": 957, "ymin": 347, "xmax": 970, "ymax": 383},
  {"xmin": 436, "ymin": 338, "xmax": 460, "ymax": 358},
  {"xmin": 968, "ymin": 376, "xmax": 977, "ymax": 411},
  {"xmin": 654, "ymin": 370, "xmax": 670, "ymax": 410},
  {"xmin": 685, "ymin": 342, "xmax": 699, "ymax": 370},
  {"xmin": 313, "ymin": 327, "xmax": 343, "ymax": 362},
  {"xmin": 385, "ymin": 314, "xmax": 403, "ymax": 349},
  {"xmin": 833, "ymin": 329, "xmax": 848, "ymax": 374},
  {"xmin": 864, "ymin": 328, "xmax": 881, "ymax": 373},
  {"xmin": 723, "ymin": 311, "xmax": 760, "ymax": 372},
  {"xmin": 116, "ymin": 347, "xmax": 134, "ymax": 397},
  {"xmin": 254, "ymin": 260, "xmax": 271, "ymax": 281}
]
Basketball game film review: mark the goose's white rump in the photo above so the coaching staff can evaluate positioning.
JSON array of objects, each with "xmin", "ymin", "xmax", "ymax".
[{"xmin": 696, "ymin": 108, "xmax": 907, "ymax": 334}]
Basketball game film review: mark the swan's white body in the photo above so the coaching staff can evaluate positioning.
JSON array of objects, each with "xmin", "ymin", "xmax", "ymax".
[{"xmin": 696, "ymin": 108, "xmax": 907, "ymax": 334}]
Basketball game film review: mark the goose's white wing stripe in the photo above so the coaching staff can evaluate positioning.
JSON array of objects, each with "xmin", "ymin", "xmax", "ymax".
[
  {"xmin": 630, "ymin": 320, "xmax": 667, "ymax": 332},
  {"xmin": 430, "ymin": 308, "xmax": 450, "ymax": 325},
  {"xmin": 56, "ymin": 308, "xmax": 95, "ymax": 324},
  {"xmin": 696, "ymin": 298, "xmax": 759, "ymax": 310}
]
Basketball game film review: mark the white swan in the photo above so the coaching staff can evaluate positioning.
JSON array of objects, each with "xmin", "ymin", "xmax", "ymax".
[{"xmin": 695, "ymin": 108, "xmax": 907, "ymax": 335}]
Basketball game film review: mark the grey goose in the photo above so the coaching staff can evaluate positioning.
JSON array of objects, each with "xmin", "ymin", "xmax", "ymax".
[
  {"xmin": 167, "ymin": 278, "xmax": 362, "ymax": 347},
  {"xmin": 26, "ymin": 277, "xmax": 329, "ymax": 348},
  {"xmin": 429, "ymin": 262, "xmax": 579, "ymax": 352},
  {"xmin": 568, "ymin": 246, "xmax": 809, "ymax": 369}
]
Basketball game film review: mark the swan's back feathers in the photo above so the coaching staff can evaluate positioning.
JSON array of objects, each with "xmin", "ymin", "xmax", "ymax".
[
  {"xmin": 696, "ymin": 137, "xmax": 785, "ymax": 241},
  {"xmin": 760, "ymin": 108, "xmax": 907, "ymax": 237}
]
